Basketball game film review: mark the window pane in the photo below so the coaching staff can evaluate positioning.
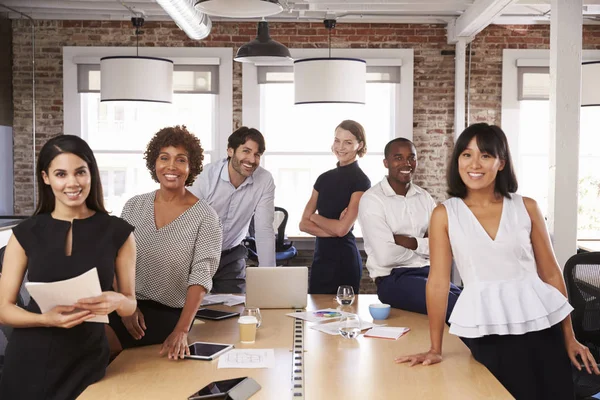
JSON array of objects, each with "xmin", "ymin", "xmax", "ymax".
[
  {"xmin": 82, "ymin": 93, "xmax": 215, "ymax": 152},
  {"xmin": 263, "ymin": 154, "xmax": 387, "ymax": 237},
  {"xmin": 519, "ymin": 100, "xmax": 549, "ymax": 155},
  {"xmin": 96, "ymin": 153, "xmax": 211, "ymax": 216},
  {"xmin": 519, "ymin": 101, "xmax": 600, "ymax": 239},
  {"xmin": 260, "ymin": 83, "xmax": 395, "ymax": 153}
]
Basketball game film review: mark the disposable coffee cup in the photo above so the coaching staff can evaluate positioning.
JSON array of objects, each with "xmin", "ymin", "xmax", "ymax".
[{"xmin": 238, "ymin": 316, "xmax": 258, "ymax": 343}]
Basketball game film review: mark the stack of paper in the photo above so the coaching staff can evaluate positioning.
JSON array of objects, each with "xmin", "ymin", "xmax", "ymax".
[
  {"xmin": 285, "ymin": 308, "xmax": 354, "ymax": 323},
  {"xmin": 201, "ymin": 294, "xmax": 246, "ymax": 307},
  {"xmin": 24, "ymin": 268, "xmax": 108, "ymax": 323},
  {"xmin": 310, "ymin": 320, "xmax": 379, "ymax": 336},
  {"xmin": 364, "ymin": 327, "xmax": 410, "ymax": 340}
]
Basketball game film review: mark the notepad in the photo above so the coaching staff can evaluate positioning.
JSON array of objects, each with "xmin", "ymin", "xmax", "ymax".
[
  {"xmin": 25, "ymin": 268, "xmax": 108, "ymax": 323},
  {"xmin": 364, "ymin": 327, "xmax": 410, "ymax": 340}
]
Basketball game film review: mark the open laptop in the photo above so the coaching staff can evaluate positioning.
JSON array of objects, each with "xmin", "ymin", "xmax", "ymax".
[{"xmin": 245, "ymin": 267, "xmax": 308, "ymax": 309}]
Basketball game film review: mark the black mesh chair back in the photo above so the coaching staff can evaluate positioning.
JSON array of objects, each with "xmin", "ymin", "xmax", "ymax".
[
  {"xmin": 564, "ymin": 252, "xmax": 600, "ymax": 399},
  {"xmin": 564, "ymin": 251, "xmax": 600, "ymax": 359}
]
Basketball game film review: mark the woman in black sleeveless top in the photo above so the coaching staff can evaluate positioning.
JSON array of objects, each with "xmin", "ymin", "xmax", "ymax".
[
  {"xmin": 0, "ymin": 135, "xmax": 137, "ymax": 400},
  {"xmin": 300, "ymin": 120, "xmax": 371, "ymax": 294}
]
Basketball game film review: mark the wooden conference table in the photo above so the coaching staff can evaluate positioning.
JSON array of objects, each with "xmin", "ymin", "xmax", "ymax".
[{"xmin": 79, "ymin": 295, "xmax": 512, "ymax": 400}]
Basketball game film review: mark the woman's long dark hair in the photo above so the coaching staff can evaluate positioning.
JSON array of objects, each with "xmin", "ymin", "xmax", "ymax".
[{"xmin": 35, "ymin": 135, "xmax": 107, "ymax": 215}]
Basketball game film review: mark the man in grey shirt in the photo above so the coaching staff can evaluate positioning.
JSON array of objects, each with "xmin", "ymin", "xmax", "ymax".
[{"xmin": 190, "ymin": 127, "xmax": 276, "ymax": 293}]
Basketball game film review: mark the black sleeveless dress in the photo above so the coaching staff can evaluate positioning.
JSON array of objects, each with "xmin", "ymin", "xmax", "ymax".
[
  {"xmin": 309, "ymin": 161, "xmax": 371, "ymax": 294},
  {"xmin": 0, "ymin": 212, "xmax": 133, "ymax": 400}
]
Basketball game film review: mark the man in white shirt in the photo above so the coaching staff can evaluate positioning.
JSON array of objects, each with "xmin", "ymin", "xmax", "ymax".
[
  {"xmin": 358, "ymin": 138, "xmax": 461, "ymax": 320},
  {"xmin": 190, "ymin": 127, "xmax": 276, "ymax": 293}
]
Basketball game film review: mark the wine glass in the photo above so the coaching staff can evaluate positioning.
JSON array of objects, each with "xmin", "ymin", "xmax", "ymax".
[
  {"xmin": 338, "ymin": 314, "xmax": 361, "ymax": 339},
  {"xmin": 241, "ymin": 307, "xmax": 262, "ymax": 328},
  {"xmin": 336, "ymin": 285, "xmax": 355, "ymax": 306}
]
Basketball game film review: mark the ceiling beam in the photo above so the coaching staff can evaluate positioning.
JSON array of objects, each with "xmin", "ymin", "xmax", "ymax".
[{"xmin": 448, "ymin": 0, "xmax": 519, "ymax": 42}]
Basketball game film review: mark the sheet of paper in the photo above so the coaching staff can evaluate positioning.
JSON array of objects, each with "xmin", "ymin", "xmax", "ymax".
[
  {"xmin": 217, "ymin": 349, "xmax": 275, "ymax": 369},
  {"xmin": 310, "ymin": 320, "xmax": 379, "ymax": 336},
  {"xmin": 364, "ymin": 327, "xmax": 410, "ymax": 340},
  {"xmin": 202, "ymin": 294, "xmax": 246, "ymax": 307},
  {"xmin": 25, "ymin": 268, "xmax": 108, "ymax": 323},
  {"xmin": 285, "ymin": 308, "xmax": 354, "ymax": 323}
]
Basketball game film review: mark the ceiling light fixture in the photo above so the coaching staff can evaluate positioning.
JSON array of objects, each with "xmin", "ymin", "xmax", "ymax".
[
  {"xmin": 100, "ymin": 17, "xmax": 174, "ymax": 103},
  {"xmin": 582, "ymin": 61, "xmax": 600, "ymax": 107},
  {"xmin": 155, "ymin": 0, "xmax": 212, "ymax": 40},
  {"xmin": 235, "ymin": 20, "xmax": 291, "ymax": 64},
  {"xmin": 194, "ymin": 0, "xmax": 282, "ymax": 18},
  {"xmin": 294, "ymin": 19, "xmax": 366, "ymax": 105}
]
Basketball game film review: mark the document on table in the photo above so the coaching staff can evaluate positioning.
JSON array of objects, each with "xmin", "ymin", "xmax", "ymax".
[
  {"xmin": 364, "ymin": 327, "xmax": 410, "ymax": 340},
  {"xmin": 217, "ymin": 349, "xmax": 275, "ymax": 369},
  {"xmin": 201, "ymin": 294, "xmax": 246, "ymax": 307},
  {"xmin": 310, "ymin": 320, "xmax": 379, "ymax": 335},
  {"xmin": 24, "ymin": 268, "xmax": 108, "ymax": 323},
  {"xmin": 286, "ymin": 308, "xmax": 355, "ymax": 323}
]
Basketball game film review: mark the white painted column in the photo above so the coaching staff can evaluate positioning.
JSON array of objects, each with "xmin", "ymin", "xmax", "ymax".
[
  {"xmin": 548, "ymin": 0, "xmax": 582, "ymax": 268},
  {"xmin": 454, "ymin": 38, "xmax": 467, "ymax": 139}
]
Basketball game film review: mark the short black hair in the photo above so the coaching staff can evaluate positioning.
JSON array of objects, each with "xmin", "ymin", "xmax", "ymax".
[
  {"xmin": 35, "ymin": 135, "xmax": 107, "ymax": 215},
  {"xmin": 384, "ymin": 137, "xmax": 415, "ymax": 158},
  {"xmin": 227, "ymin": 127, "xmax": 266, "ymax": 159},
  {"xmin": 144, "ymin": 125, "xmax": 204, "ymax": 187},
  {"xmin": 447, "ymin": 123, "xmax": 518, "ymax": 199}
]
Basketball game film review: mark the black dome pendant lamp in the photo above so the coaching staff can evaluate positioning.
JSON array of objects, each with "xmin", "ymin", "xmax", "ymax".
[{"xmin": 234, "ymin": 20, "xmax": 292, "ymax": 64}]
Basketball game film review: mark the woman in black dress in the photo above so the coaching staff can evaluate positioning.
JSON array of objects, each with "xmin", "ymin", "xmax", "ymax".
[
  {"xmin": 300, "ymin": 120, "xmax": 371, "ymax": 294},
  {"xmin": 0, "ymin": 135, "xmax": 137, "ymax": 400}
]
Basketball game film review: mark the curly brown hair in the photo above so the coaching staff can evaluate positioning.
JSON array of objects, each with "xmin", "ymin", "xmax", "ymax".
[{"xmin": 144, "ymin": 125, "xmax": 204, "ymax": 187}]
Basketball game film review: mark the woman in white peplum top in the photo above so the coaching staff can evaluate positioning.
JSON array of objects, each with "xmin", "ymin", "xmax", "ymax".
[{"xmin": 397, "ymin": 123, "xmax": 599, "ymax": 399}]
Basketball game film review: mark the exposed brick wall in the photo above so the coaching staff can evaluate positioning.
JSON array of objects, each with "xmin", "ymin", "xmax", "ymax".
[{"xmin": 10, "ymin": 21, "xmax": 600, "ymax": 216}]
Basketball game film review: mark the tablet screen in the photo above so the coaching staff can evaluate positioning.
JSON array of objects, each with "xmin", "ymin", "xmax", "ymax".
[
  {"xmin": 188, "ymin": 342, "xmax": 232, "ymax": 358},
  {"xmin": 195, "ymin": 309, "xmax": 239, "ymax": 320}
]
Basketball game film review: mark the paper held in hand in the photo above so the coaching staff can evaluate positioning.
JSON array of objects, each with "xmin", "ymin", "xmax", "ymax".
[{"xmin": 25, "ymin": 268, "xmax": 108, "ymax": 323}]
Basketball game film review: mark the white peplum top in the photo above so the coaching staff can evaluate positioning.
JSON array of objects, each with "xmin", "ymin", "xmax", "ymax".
[{"xmin": 443, "ymin": 194, "xmax": 573, "ymax": 338}]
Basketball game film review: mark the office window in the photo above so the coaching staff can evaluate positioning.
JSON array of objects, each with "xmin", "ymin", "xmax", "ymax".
[
  {"xmin": 518, "ymin": 68, "xmax": 600, "ymax": 239},
  {"xmin": 258, "ymin": 67, "xmax": 400, "ymax": 236},
  {"xmin": 78, "ymin": 65, "xmax": 218, "ymax": 216}
]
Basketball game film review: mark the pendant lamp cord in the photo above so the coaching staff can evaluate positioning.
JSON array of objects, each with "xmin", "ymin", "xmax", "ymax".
[
  {"xmin": 328, "ymin": 27, "xmax": 331, "ymax": 58},
  {"xmin": 324, "ymin": 19, "xmax": 336, "ymax": 59},
  {"xmin": 131, "ymin": 17, "xmax": 144, "ymax": 57}
]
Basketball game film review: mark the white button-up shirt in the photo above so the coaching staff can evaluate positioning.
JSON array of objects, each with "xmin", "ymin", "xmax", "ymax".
[
  {"xmin": 190, "ymin": 158, "xmax": 276, "ymax": 267},
  {"xmin": 358, "ymin": 177, "xmax": 436, "ymax": 279}
]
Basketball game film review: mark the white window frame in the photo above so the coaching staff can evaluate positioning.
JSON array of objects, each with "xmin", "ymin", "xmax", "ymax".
[
  {"xmin": 63, "ymin": 46, "xmax": 233, "ymax": 160},
  {"xmin": 242, "ymin": 49, "xmax": 413, "ymax": 247},
  {"xmin": 501, "ymin": 49, "xmax": 600, "ymax": 176},
  {"xmin": 242, "ymin": 48, "xmax": 413, "ymax": 140}
]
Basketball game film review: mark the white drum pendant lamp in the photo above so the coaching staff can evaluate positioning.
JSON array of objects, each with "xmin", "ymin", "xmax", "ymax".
[
  {"xmin": 100, "ymin": 56, "xmax": 173, "ymax": 103},
  {"xmin": 294, "ymin": 58, "xmax": 366, "ymax": 104},
  {"xmin": 582, "ymin": 61, "xmax": 600, "ymax": 107},
  {"xmin": 100, "ymin": 18, "xmax": 174, "ymax": 103},
  {"xmin": 294, "ymin": 20, "xmax": 366, "ymax": 105}
]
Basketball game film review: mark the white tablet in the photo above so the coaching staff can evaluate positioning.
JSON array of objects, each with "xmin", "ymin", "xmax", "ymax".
[{"xmin": 185, "ymin": 342, "xmax": 234, "ymax": 361}]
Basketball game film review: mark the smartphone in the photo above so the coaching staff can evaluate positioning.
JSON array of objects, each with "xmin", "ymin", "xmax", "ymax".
[
  {"xmin": 195, "ymin": 308, "xmax": 240, "ymax": 321},
  {"xmin": 185, "ymin": 341, "xmax": 234, "ymax": 361},
  {"xmin": 188, "ymin": 377, "xmax": 261, "ymax": 400}
]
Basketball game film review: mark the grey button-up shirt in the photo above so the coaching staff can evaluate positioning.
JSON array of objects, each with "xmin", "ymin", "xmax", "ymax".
[{"xmin": 190, "ymin": 158, "xmax": 276, "ymax": 266}]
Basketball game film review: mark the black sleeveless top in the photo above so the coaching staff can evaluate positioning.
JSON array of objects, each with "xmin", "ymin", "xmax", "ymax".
[{"xmin": 0, "ymin": 212, "xmax": 133, "ymax": 400}]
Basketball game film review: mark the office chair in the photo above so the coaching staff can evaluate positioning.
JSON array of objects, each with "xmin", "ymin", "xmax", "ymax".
[
  {"xmin": 564, "ymin": 251, "xmax": 600, "ymax": 399},
  {"xmin": 244, "ymin": 207, "xmax": 298, "ymax": 265}
]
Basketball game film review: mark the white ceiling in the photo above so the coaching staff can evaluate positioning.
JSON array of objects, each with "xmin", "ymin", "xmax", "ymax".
[{"xmin": 1, "ymin": 0, "xmax": 600, "ymax": 25}]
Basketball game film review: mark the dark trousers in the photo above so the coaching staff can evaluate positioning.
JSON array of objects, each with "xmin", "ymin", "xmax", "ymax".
[
  {"xmin": 375, "ymin": 266, "xmax": 461, "ymax": 322},
  {"xmin": 108, "ymin": 300, "xmax": 182, "ymax": 349},
  {"xmin": 212, "ymin": 244, "xmax": 247, "ymax": 294},
  {"xmin": 467, "ymin": 324, "xmax": 575, "ymax": 400}
]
